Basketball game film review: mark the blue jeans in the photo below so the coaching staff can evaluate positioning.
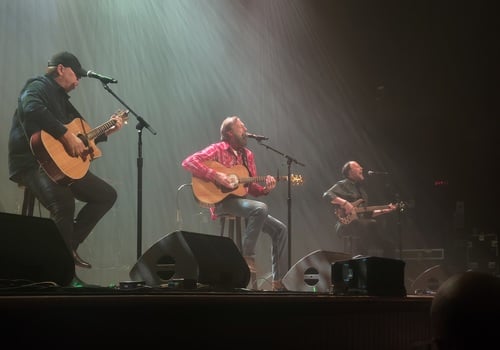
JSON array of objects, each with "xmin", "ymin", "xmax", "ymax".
[
  {"xmin": 18, "ymin": 167, "xmax": 117, "ymax": 252},
  {"xmin": 215, "ymin": 196, "xmax": 288, "ymax": 281}
]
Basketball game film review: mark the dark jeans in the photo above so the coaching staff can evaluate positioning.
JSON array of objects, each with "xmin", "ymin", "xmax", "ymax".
[
  {"xmin": 19, "ymin": 167, "xmax": 117, "ymax": 252},
  {"xmin": 336, "ymin": 218, "xmax": 396, "ymax": 258}
]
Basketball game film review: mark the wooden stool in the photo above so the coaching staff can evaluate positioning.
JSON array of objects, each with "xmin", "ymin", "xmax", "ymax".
[
  {"xmin": 219, "ymin": 215, "xmax": 242, "ymax": 250},
  {"xmin": 219, "ymin": 215, "xmax": 257, "ymax": 289},
  {"xmin": 21, "ymin": 186, "xmax": 36, "ymax": 216}
]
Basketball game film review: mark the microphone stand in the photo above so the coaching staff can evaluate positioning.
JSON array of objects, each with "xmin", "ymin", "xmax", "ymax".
[
  {"xmin": 176, "ymin": 183, "xmax": 192, "ymax": 230},
  {"xmin": 100, "ymin": 82, "xmax": 157, "ymax": 259},
  {"xmin": 255, "ymin": 140, "xmax": 305, "ymax": 270},
  {"xmin": 379, "ymin": 175, "xmax": 405, "ymax": 260},
  {"xmin": 394, "ymin": 192, "xmax": 404, "ymax": 260}
]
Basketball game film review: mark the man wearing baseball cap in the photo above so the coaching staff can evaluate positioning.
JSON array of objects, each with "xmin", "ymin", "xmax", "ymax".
[
  {"xmin": 8, "ymin": 51, "xmax": 124, "ymax": 285},
  {"xmin": 47, "ymin": 51, "xmax": 88, "ymax": 79}
]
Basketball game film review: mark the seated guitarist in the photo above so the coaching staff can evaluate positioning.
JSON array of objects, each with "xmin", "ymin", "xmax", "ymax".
[
  {"xmin": 8, "ymin": 52, "xmax": 124, "ymax": 281},
  {"xmin": 323, "ymin": 161, "xmax": 397, "ymax": 258},
  {"xmin": 182, "ymin": 116, "xmax": 288, "ymax": 291}
]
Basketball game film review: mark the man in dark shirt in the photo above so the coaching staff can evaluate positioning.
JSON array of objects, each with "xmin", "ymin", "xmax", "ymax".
[
  {"xmin": 8, "ymin": 51, "xmax": 124, "ymax": 275},
  {"xmin": 323, "ymin": 161, "xmax": 396, "ymax": 257}
]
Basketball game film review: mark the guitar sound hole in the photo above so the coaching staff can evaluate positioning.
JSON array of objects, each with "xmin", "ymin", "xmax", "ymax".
[{"xmin": 77, "ymin": 134, "xmax": 90, "ymax": 147}]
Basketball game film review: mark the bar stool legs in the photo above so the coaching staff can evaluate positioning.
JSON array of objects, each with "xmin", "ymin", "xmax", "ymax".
[
  {"xmin": 21, "ymin": 187, "xmax": 35, "ymax": 216},
  {"xmin": 220, "ymin": 215, "xmax": 257, "ymax": 289}
]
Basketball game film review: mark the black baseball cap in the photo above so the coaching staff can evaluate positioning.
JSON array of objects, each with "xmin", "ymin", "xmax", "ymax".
[{"xmin": 47, "ymin": 51, "xmax": 87, "ymax": 78}]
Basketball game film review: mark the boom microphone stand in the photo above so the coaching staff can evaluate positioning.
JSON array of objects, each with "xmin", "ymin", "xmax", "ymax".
[
  {"xmin": 100, "ymin": 82, "xmax": 157, "ymax": 259},
  {"xmin": 255, "ymin": 140, "xmax": 305, "ymax": 270}
]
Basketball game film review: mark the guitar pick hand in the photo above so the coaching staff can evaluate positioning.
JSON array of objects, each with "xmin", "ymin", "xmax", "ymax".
[{"xmin": 215, "ymin": 171, "xmax": 238, "ymax": 189}]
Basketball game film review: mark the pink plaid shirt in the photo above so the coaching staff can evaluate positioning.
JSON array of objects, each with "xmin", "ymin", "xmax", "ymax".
[{"xmin": 182, "ymin": 141, "xmax": 268, "ymax": 218}]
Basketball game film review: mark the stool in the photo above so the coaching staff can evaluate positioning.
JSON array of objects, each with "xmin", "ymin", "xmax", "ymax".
[
  {"xmin": 219, "ymin": 215, "xmax": 257, "ymax": 289},
  {"xmin": 219, "ymin": 215, "xmax": 243, "ymax": 250},
  {"xmin": 21, "ymin": 186, "xmax": 36, "ymax": 216}
]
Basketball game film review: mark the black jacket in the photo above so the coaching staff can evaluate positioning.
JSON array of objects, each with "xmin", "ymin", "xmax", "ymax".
[{"xmin": 8, "ymin": 75, "xmax": 105, "ymax": 182}]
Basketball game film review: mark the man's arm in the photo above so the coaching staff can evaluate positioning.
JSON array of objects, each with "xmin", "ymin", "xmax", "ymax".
[
  {"xmin": 181, "ymin": 144, "xmax": 221, "ymax": 183},
  {"xmin": 245, "ymin": 150, "xmax": 271, "ymax": 196},
  {"xmin": 323, "ymin": 182, "xmax": 355, "ymax": 214},
  {"xmin": 20, "ymin": 85, "xmax": 67, "ymax": 139},
  {"xmin": 372, "ymin": 203, "xmax": 397, "ymax": 217}
]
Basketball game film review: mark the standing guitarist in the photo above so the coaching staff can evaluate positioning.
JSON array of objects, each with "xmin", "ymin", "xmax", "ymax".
[
  {"xmin": 8, "ymin": 52, "xmax": 124, "ymax": 276},
  {"xmin": 323, "ymin": 161, "xmax": 397, "ymax": 258},
  {"xmin": 182, "ymin": 116, "xmax": 288, "ymax": 291}
]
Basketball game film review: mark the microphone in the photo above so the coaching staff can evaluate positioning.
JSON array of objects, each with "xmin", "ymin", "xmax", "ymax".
[
  {"xmin": 246, "ymin": 133, "xmax": 269, "ymax": 141},
  {"xmin": 86, "ymin": 70, "xmax": 118, "ymax": 84},
  {"xmin": 367, "ymin": 170, "xmax": 390, "ymax": 176}
]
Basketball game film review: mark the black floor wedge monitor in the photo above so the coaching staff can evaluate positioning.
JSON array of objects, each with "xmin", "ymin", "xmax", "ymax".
[
  {"xmin": 130, "ymin": 230, "xmax": 250, "ymax": 289},
  {"xmin": 0, "ymin": 212, "xmax": 74, "ymax": 286}
]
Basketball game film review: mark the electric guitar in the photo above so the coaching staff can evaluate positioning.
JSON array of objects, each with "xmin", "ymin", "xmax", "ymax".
[
  {"xmin": 334, "ymin": 198, "xmax": 404, "ymax": 225},
  {"xmin": 191, "ymin": 160, "xmax": 304, "ymax": 207},
  {"xmin": 30, "ymin": 110, "xmax": 129, "ymax": 185}
]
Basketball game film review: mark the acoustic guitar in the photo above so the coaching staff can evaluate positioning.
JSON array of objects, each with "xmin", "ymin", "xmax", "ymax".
[
  {"xmin": 191, "ymin": 160, "xmax": 304, "ymax": 207},
  {"xmin": 30, "ymin": 110, "xmax": 128, "ymax": 185}
]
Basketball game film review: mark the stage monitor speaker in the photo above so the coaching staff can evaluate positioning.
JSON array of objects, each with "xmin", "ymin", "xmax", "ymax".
[
  {"xmin": 129, "ymin": 231, "xmax": 250, "ymax": 289},
  {"xmin": 410, "ymin": 264, "xmax": 449, "ymax": 295},
  {"xmin": 332, "ymin": 256, "xmax": 406, "ymax": 296},
  {"xmin": 0, "ymin": 212, "xmax": 74, "ymax": 286},
  {"xmin": 282, "ymin": 250, "xmax": 352, "ymax": 292}
]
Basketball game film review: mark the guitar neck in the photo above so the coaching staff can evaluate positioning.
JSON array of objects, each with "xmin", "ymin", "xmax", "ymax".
[
  {"xmin": 355, "ymin": 204, "xmax": 391, "ymax": 213},
  {"xmin": 239, "ymin": 176, "xmax": 288, "ymax": 184},
  {"xmin": 86, "ymin": 119, "xmax": 118, "ymax": 141}
]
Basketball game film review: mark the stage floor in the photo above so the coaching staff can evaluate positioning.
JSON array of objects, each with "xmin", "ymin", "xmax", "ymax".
[{"xmin": 1, "ymin": 285, "xmax": 433, "ymax": 349}]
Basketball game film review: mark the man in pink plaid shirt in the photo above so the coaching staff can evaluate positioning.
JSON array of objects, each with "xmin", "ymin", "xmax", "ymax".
[{"xmin": 182, "ymin": 116, "xmax": 288, "ymax": 291}]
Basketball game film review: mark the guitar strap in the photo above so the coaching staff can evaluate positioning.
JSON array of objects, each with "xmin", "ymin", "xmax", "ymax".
[
  {"xmin": 355, "ymin": 183, "xmax": 362, "ymax": 201},
  {"xmin": 355, "ymin": 183, "xmax": 369, "ymax": 219},
  {"xmin": 239, "ymin": 149, "xmax": 252, "ymax": 188},
  {"xmin": 240, "ymin": 148, "xmax": 250, "ymax": 174}
]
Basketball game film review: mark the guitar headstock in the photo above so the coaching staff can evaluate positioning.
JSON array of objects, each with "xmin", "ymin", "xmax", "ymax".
[
  {"xmin": 112, "ymin": 109, "xmax": 129, "ymax": 125},
  {"xmin": 290, "ymin": 174, "xmax": 304, "ymax": 186},
  {"xmin": 396, "ymin": 201, "xmax": 407, "ymax": 212}
]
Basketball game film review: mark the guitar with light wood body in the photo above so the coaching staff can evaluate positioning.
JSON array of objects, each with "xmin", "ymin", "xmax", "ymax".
[
  {"xmin": 30, "ymin": 110, "xmax": 128, "ymax": 185},
  {"xmin": 191, "ymin": 160, "xmax": 304, "ymax": 207}
]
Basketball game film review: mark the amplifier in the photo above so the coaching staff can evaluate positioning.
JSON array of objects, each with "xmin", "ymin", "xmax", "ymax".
[
  {"xmin": 397, "ymin": 248, "xmax": 445, "ymax": 295},
  {"xmin": 467, "ymin": 233, "xmax": 498, "ymax": 274},
  {"xmin": 398, "ymin": 249, "xmax": 445, "ymax": 261},
  {"xmin": 331, "ymin": 256, "xmax": 406, "ymax": 296}
]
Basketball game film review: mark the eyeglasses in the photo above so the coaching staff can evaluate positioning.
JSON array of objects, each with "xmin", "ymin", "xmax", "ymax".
[{"xmin": 62, "ymin": 65, "xmax": 82, "ymax": 80}]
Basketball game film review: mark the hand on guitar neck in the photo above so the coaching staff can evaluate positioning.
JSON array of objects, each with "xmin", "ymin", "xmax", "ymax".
[{"xmin": 372, "ymin": 203, "xmax": 398, "ymax": 217}]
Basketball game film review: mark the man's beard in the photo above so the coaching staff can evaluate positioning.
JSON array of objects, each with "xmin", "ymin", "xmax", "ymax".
[{"xmin": 234, "ymin": 134, "xmax": 247, "ymax": 148}]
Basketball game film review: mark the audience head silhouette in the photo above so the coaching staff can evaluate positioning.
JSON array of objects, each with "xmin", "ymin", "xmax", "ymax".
[{"xmin": 430, "ymin": 271, "xmax": 500, "ymax": 350}]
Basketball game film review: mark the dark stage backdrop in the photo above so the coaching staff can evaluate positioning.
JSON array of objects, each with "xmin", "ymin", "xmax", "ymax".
[{"xmin": 1, "ymin": 0, "xmax": 497, "ymax": 286}]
